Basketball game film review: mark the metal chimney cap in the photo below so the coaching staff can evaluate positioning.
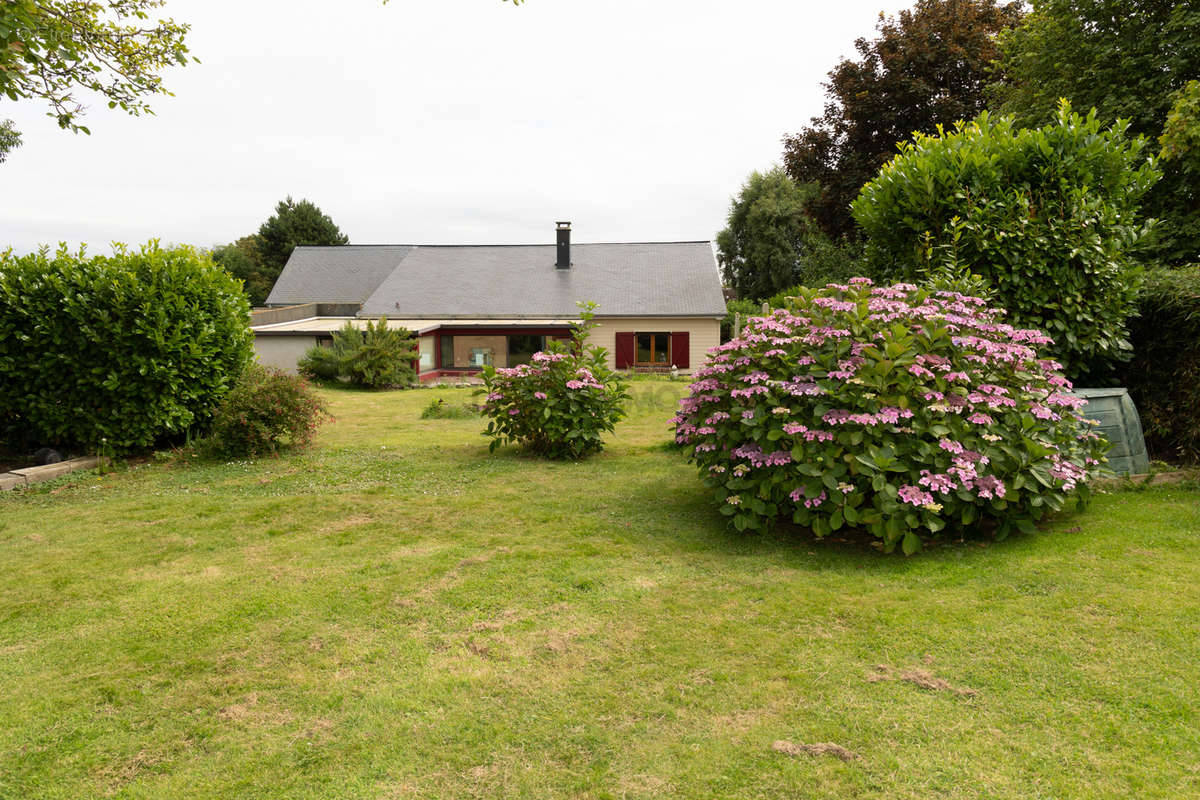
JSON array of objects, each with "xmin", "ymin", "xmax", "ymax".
[{"xmin": 556, "ymin": 220, "xmax": 571, "ymax": 229}]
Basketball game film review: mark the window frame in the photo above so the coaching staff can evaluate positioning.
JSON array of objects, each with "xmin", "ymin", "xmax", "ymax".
[{"xmin": 633, "ymin": 331, "xmax": 672, "ymax": 366}]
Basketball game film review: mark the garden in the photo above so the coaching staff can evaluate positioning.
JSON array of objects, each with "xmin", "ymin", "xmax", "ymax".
[{"xmin": 1, "ymin": 383, "xmax": 1199, "ymax": 798}]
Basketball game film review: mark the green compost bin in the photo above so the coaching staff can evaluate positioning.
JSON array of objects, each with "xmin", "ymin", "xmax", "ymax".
[{"xmin": 1072, "ymin": 388, "xmax": 1150, "ymax": 476}]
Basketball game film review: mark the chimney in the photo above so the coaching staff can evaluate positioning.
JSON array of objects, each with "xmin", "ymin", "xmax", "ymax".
[{"xmin": 555, "ymin": 221, "xmax": 571, "ymax": 268}]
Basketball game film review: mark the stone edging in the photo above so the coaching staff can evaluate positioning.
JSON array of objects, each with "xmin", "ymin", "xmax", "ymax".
[{"xmin": 0, "ymin": 456, "xmax": 105, "ymax": 491}]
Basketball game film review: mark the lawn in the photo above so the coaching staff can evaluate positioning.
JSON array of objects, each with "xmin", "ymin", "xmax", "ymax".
[{"xmin": 1, "ymin": 381, "xmax": 1198, "ymax": 799}]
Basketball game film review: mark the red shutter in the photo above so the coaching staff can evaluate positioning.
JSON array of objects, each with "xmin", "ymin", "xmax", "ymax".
[
  {"xmin": 670, "ymin": 331, "xmax": 690, "ymax": 369},
  {"xmin": 614, "ymin": 332, "xmax": 636, "ymax": 369}
]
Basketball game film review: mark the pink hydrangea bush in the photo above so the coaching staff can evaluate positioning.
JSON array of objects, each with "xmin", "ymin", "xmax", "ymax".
[
  {"xmin": 480, "ymin": 304, "xmax": 629, "ymax": 459},
  {"xmin": 673, "ymin": 279, "xmax": 1107, "ymax": 552}
]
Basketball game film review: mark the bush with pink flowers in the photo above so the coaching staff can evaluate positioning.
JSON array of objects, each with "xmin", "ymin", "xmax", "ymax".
[
  {"xmin": 480, "ymin": 304, "xmax": 629, "ymax": 459},
  {"xmin": 673, "ymin": 279, "xmax": 1108, "ymax": 552}
]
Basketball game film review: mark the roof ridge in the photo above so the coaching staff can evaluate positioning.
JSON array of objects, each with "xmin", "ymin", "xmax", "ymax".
[{"xmin": 293, "ymin": 241, "xmax": 712, "ymax": 249}]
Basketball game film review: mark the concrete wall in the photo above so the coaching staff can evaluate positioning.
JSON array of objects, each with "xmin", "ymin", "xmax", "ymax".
[
  {"xmin": 588, "ymin": 317, "xmax": 721, "ymax": 374},
  {"xmin": 254, "ymin": 336, "xmax": 319, "ymax": 374}
]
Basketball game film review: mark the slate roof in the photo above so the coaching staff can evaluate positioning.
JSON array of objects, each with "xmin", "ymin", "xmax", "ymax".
[
  {"xmin": 264, "ymin": 245, "xmax": 414, "ymax": 306},
  {"xmin": 267, "ymin": 241, "xmax": 727, "ymax": 318}
]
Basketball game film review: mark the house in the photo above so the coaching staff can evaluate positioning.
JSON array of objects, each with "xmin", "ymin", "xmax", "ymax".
[{"xmin": 250, "ymin": 222, "xmax": 727, "ymax": 381}]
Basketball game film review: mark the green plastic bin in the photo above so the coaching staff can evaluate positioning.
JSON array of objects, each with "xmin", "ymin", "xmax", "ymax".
[{"xmin": 1072, "ymin": 388, "xmax": 1150, "ymax": 476}]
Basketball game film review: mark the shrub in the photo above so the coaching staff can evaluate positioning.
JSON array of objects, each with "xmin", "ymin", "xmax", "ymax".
[
  {"xmin": 673, "ymin": 279, "xmax": 1107, "ymax": 553},
  {"xmin": 480, "ymin": 303, "xmax": 629, "ymax": 459},
  {"xmin": 420, "ymin": 397, "xmax": 479, "ymax": 420},
  {"xmin": 298, "ymin": 317, "xmax": 416, "ymax": 388},
  {"xmin": 852, "ymin": 103, "xmax": 1160, "ymax": 381},
  {"xmin": 199, "ymin": 365, "xmax": 331, "ymax": 458},
  {"xmin": 1120, "ymin": 267, "xmax": 1200, "ymax": 463},
  {"xmin": 0, "ymin": 242, "xmax": 253, "ymax": 451}
]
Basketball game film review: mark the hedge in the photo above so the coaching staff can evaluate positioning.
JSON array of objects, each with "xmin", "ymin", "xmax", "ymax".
[
  {"xmin": 1121, "ymin": 267, "xmax": 1200, "ymax": 463},
  {"xmin": 0, "ymin": 242, "xmax": 253, "ymax": 451}
]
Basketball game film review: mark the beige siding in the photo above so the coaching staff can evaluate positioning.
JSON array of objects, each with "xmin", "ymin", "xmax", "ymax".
[
  {"xmin": 254, "ymin": 336, "xmax": 319, "ymax": 374},
  {"xmin": 588, "ymin": 317, "xmax": 721, "ymax": 375}
]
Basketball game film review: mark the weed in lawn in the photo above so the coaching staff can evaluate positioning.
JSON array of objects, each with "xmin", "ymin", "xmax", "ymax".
[{"xmin": 419, "ymin": 397, "xmax": 480, "ymax": 420}]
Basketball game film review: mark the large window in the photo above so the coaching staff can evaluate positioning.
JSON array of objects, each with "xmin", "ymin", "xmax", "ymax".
[
  {"xmin": 635, "ymin": 332, "xmax": 670, "ymax": 365},
  {"xmin": 438, "ymin": 333, "xmax": 549, "ymax": 369}
]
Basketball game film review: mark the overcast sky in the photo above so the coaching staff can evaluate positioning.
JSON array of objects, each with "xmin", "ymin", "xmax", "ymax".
[{"xmin": 0, "ymin": 0, "xmax": 913, "ymax": 254}]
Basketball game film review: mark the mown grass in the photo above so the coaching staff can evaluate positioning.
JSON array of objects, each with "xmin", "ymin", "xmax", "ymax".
[{"xmin": 1, "ymin": 380, "xmax": 1198, "ymax": 799}]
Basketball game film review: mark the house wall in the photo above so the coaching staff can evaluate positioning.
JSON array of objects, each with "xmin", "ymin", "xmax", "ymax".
[
  {"xmin": 588, "ymin": 317, "xmax": 721, "ymax": 374},
  {"xmin": 254, "ymin": 335, "xmax": 319, "ymax": 374}
]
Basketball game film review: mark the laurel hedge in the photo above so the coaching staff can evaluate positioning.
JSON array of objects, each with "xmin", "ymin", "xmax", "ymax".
[{"xmin": 0, "ymin": 242, "xmax": 253, "ymax": 451}]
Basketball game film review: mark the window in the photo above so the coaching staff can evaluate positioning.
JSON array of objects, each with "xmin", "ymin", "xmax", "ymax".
[
  {"xmin": 507, "ymin": 334, "xmax": 547, "ymax": 366},
  {"xmin": 438, "ymin": 333, "xmax": 550, "ymax": 369},
  {"xmin": 635, "ymin": 332, "xmax": 670, "ymax": 365}
]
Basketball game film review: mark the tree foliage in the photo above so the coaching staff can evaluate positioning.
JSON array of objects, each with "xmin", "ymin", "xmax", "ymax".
[
  {"xmin": 782, "ymin": 0, "xmax": 1023, "ymax": 241},
  {"xmin": 0, "ymin": 119, "xmax": 20, "ymax": 163},
  {"xmin": 990, "ymin": 0, "xmax": 1200, "ymax": 263},
  {"xmin": 211, "ymin": 197, "xmax": 349, "ymax": 306},
  {"xmin": 0, "ymin": 0, "xmax": 192, "ymax": 137},
  {"xmin": 852, "ymin": 104, "xmax": 1159, "ymax": 381},
  {"xmin": 716, "ymin": 168, "xmax": 842, "ymax": 301},
  {"xmin": 256, "ymin": 196, "xmax": 349, "ymax": 287},
  {"xmin": 211, "ymin": 236, "xmax": 272, "ymax": 307},
  {"xmin": 1160, "ymin": 81, "xmax": 1200, "ymax": 175}
]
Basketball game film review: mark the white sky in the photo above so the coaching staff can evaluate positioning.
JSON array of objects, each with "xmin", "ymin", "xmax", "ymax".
[{"xmin": 0, "ymin": 0, "xmax": 912, "ymax": 254}]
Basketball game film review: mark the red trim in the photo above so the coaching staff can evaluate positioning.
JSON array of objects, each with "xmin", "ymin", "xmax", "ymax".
[
  {"xmin": 670, "ymin": 331, "xmax": 690, "ymax": 369},
  {"xmin": 614, "ymin": 332, "xmax": 636, "ymax": 369},
  {"xmin": 419, "ymin": 368, "xmax": 484, "ymax": 383}
]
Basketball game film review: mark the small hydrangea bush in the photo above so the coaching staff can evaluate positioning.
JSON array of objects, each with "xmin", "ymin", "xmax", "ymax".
[
  {"xmin": 673, "ymin": 279, "xmax": 1107, "ymax": 553},
  {"xmin": 480, "ymin": 304, "xmax": 629, "ymax": 459}
]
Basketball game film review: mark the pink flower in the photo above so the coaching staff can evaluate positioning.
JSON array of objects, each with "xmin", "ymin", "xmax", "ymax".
[
  {"xmin": 898, "ymin": 485, "xmax": 935, "ymax": 506},
  {"xmin": 508, "ymin": 408, "xmax": 519, "ymax": 415},
  {"xmin": 918, "ymin": 470, "xmax": 958, "ymax": 494},
  {"xmin": 533, "ymin": 391, "xmax": 548, "ymax": 400},
  {"xmin": 908, "ymin": 364, "xmax": 935, "ymax": 379},
  {"xmin": 938, "ymin": 438, "xmax": 965, "ymax": 455}
]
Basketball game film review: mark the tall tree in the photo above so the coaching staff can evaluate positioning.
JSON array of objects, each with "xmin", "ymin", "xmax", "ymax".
[
  {"xmin": 990, "ymin": 0, "xmax": 1200, "ymax": 264},
  {"xmin": 211, "ymin": 236, "xmax": 272, "ymax": 307},
  {"xmin": 782, "ymin": 0, "xmax": 1023, "ymax": 241},
  {"xmin": 0, "ymin": 0, "xmax": 192, "ymax": 146},
  {"xmin": 253, "ymin": 197, "xmax": 349, "ymax": 302},
  {"xmin": 717, "ymin": 168, "xmax": 827, "ymax": 301}
]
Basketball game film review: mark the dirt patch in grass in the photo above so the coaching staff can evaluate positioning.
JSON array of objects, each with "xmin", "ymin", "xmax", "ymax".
[
  {"xmin": 319, "ymin": 514, "xmax": 374, "ymax": 534},
  {"xmin": 867, "ymin": 664, "xmax": 979, "ymax": 697},
  {"xmin": 217, "ymin": 693, "xmax": 296, "ymax": 727},
  {"xmin": 772, "ymin": 739, "xmax": 858, "ymax": 761}
]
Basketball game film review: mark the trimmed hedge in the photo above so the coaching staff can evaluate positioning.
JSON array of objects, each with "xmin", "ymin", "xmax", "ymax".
[
  {"xmin": 852, "ymin": 104, "xmax": 1159, "ymax": 381},
  {"xmin": 0, "ymin": 242, "xmax": 253, "ymax": 451},
  {"xmin": 1121, "ymin": 267, "xmax": 1200, "ymax": 463}
]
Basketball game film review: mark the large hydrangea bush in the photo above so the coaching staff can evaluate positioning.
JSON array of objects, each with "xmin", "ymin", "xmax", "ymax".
[{"xmin": 673, "ymin": 279, "xmax": 1107, "ymax": 552}]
